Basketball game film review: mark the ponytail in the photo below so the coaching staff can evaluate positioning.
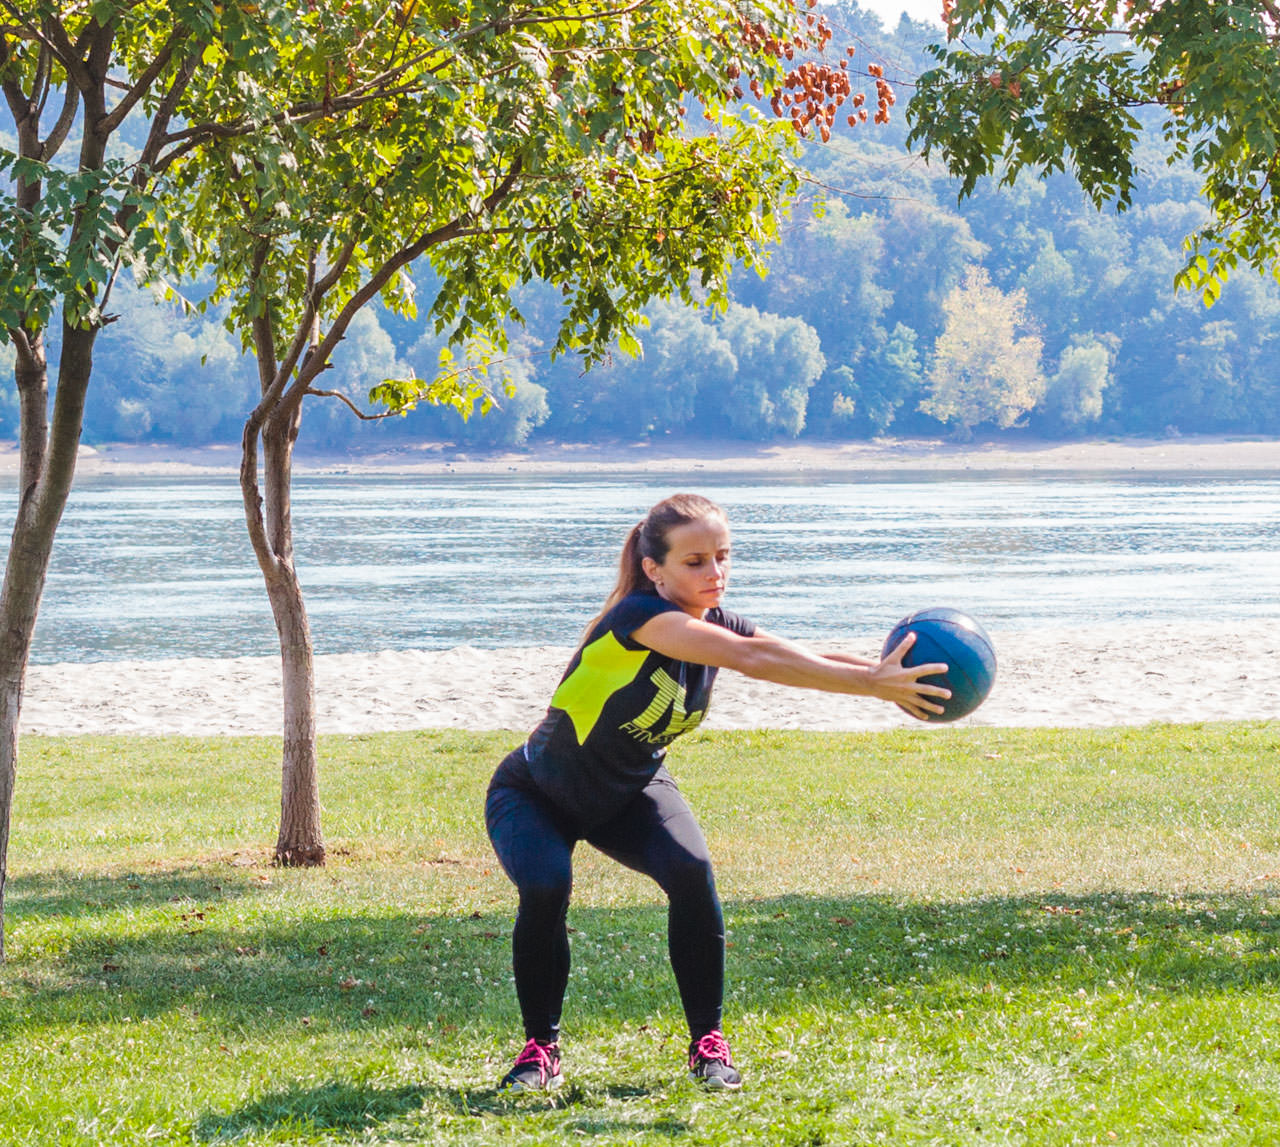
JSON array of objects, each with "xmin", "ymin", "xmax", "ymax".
[{"xmin": 580, "ymin": 493, "xmax": 726, "ymax": 641}]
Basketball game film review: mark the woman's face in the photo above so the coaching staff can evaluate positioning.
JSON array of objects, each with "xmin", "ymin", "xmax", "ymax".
[{"xmin": 643, "ymin": 515, "xmax": 732, "ymax": 618}]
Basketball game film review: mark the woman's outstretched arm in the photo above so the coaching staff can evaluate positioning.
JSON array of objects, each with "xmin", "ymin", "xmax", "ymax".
[{"xmin": 631, "ymin": 613, "xmax": 949, "ymax": 721}]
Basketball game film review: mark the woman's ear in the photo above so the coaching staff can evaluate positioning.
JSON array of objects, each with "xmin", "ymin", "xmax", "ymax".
[{"xmin": 641, "ymin": 555, "xmax": 662, "ymax": 586}]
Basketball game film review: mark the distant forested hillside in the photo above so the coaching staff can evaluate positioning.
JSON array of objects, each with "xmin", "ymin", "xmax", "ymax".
[{"xmin": 7, "ymin": 3, "xmax": 1278, "ymax": 451}]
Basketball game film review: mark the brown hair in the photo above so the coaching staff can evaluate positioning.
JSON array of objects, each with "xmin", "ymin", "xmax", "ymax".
[{"xmin": 582, "ymin": 493, "xmax": 728, "ymax": 639}]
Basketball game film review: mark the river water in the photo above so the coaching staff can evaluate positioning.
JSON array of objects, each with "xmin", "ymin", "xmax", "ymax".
[{"xmin": 18, "ymin": 469, "xmax": 1280, "ymax": 664}]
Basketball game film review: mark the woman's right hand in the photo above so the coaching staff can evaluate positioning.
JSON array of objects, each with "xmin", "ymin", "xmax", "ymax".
[{"xmin": 869, "ymin": 632, "xmax": 950, "ymax": 720}]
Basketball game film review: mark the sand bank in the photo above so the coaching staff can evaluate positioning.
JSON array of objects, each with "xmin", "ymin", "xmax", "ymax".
[
  {"xmin": 4, "ymin": 434, "xmax": 1277, "ymax": 478},
  {"xmin": 22, "ymin": 620, "xmax": 1280, "ymax": 737}
]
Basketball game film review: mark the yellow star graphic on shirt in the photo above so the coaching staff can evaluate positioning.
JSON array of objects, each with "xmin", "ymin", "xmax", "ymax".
[{"xmin": 550, "ymin": 630, "xmax": 650, "ymax": 745}]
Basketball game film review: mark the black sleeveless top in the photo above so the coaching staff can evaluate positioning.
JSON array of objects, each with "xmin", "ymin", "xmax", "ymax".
[{"xmin": 522, "ymin": 592, "xmax": 755, "ymax": 826}]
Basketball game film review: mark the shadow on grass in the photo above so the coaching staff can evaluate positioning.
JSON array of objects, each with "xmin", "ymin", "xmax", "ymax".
[
  {"xmin": 195, "ymin": 1077, "xmax": 690, "ymax": 1142},
  {"xmin": 4, "ymin": 887, "xmax": 1279, "ymax": 1035},
  {"xmin": 195, "ymin": 1080, "xmax": 429, "ymax": 1140},
  {"xmin": 6, "ymin": 867, "xmax": 259, "ymax": 921},
  {"xmin": 727, "ymin": 889, "xmax": 1280, "ymax": 1007}
]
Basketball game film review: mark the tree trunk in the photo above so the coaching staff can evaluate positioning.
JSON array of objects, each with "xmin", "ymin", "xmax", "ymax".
[
  {"xmin": 266, "ymin": 561, "xmax": 325, "ymax": 867},
  {"xmin": 0, "ymin": 324, "xmax": 94, "ymax": 958},
  {"xmin": 0, "ymin": 528, "xmax": 44, "ymax": 960},
  {"xmin": 0, "ymin": 529, "xmax": 45, "ymax": 961},
  {"xmin": 0, "ymin": 666, "xmax": 22, "ymax": 963},
  {"xmin": 242, "ymin": 400, "xmax": 325, "ymax": 867}
]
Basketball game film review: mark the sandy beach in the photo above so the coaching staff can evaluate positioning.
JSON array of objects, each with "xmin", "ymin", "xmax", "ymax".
[
  {"xmin": 14, "ymin": 433, "xmax": 1280, "ymax": 736},
  {"xmin": 19, "ymin": 620, "xmax": 1280, "ymax": 737}
]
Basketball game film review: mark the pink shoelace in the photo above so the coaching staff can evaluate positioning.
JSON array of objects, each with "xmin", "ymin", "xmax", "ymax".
[
  {"xmin": 691, "ymin": 1030, "xmax": 733, "ymax": 1066},
  {"xmin": 514, "ymin": 1038, "xmax": 557, "ymax": 1083}
]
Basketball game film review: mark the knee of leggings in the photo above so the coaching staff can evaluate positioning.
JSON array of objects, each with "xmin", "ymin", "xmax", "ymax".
[
  {"xmin": 517, "ymin": 877, "xmax": 572, "ymax": 920},
  {"xmin": 662, "ymin": 851, "xmax": 717, "ymax": 903}
]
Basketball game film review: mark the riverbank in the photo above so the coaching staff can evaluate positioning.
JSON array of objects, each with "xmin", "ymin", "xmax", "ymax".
[
  {"xmin": 12, "ymin": 434, "xmax": 1280, "ymax": 735},
  {"xmin": 7, "ymin": 433, "xmax": 1278, "ymax": 477}
]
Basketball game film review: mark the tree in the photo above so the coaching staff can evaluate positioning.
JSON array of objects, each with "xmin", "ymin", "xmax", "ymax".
[
  {"xmin": 540, "ymin": 300, "xmax": 737, "ymax": 439},
  {"xmin": 841, "ymin": 321, "xmax": 925, "ymax": 436},
  {"xmin": 697, "ymin": 303, "xmax": 826, "ymax": 438},
  {"xmin": 920, "ymin": 264, "xmax": 1045, "ymax": 436},
  {"xmin": 877, "ymin": 200, "xmax": 986, "ymax": 345},
  {"xmin": 0, "ymin": 0, "xmax": 280, "ymax": 960},
  {"xmin": 735, "ymin": 200, "xmax": 893, "ymax": 436},
  {"xmin": 907, "ymin": 0, "xmax": 1280, "ymax": 304},
  {"xmin": 0, "ymin": 0, "xmax": 528, "ymax": 946},
  {"xmin": 161, "ymin": 0, "xmax": 882, "ymax": 864},
  {"xmin": 1042, "ymin": 333, "xmax": 1115, "ymax": 432}
]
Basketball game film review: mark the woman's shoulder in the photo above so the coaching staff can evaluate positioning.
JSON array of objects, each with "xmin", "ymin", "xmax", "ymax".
[
  {"xmin": 577, "ymin": 593, "xmax": 681, "ymax": 655},
  {"xmin": 604, "ymin": 592, "xmax": 680, "ymax": 630}
]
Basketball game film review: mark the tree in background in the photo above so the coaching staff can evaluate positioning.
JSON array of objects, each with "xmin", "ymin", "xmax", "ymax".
[
  {"xmin": 735, "ymin": 200, "xmax": 891, "ymax": 435},
  {"xmin": 908, "ymin": 0, "xmax": 1280, "ymax": 304},
  {"xmin": 539, "ymin": 299, "xmax": 737, "ymax": 440},
  {"xmin": 84, "ymin": 286, "xmax": 258, "ymax": 443},
  {"xmin": 875, "ymin": 200, "xmax": 985, "ymax": 347},
  {"xmin": 845, "ymin": 322, "xmax": 925, "ymax": 436},
  {"xmin": 1042, "ymin": 334, "xmax": 1115, "ymax": 434},
  {"xmin": 921, "ymin": 265, "xmax": 1044, "ymax": 437},
  {"xmin": 697, "ymin": 303, "xmax": 826, "ymax": 438},
  {"xmin": 163, "ymin": 0, "xmax": 881, "ymax": 864}
]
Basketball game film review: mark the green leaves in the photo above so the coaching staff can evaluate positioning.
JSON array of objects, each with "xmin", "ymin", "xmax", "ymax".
[
  {"xmin": 908, "ymin": 0, "xmax": 1280, "ymax": 302},
  {"xmin": 0, "ymin": 155, "xmax": 165, "ymax": 336},
  {"xmin": 9, "ymin": 0, "xmax": 834, "ymax": 432},
  {"xmin": 368, "ymin": 337, "xmax": 505, "ymax": 419},
  {"xmin": 149, "ymin": 0, "xmax": 817, "ymax": 402}
]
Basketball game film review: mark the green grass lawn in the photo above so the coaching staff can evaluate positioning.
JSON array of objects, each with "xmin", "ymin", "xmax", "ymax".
[{"xmin": 3, "ymin": 723, "xmax": 1280, "ymax": 1145}]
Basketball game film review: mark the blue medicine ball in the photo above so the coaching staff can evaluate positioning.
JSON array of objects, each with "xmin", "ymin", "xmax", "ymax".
[{"xmin": 881, "ymin": 607, "xmax": 997, "ymax": 723}]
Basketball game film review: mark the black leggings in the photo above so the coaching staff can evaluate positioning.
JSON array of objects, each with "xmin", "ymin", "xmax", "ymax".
[{"xmin": 485, "ymin": 752, "xmax": 724, "ymax": 1045}]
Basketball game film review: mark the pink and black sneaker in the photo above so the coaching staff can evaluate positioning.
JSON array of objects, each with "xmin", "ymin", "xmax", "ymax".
[
  {"xmin": 688, "ymin": 1030, "xmax": 742, "ymax": 1090},
  {"xmin": 499, "ymin": 1037, "xmax": 563, "ymax": 1092}
]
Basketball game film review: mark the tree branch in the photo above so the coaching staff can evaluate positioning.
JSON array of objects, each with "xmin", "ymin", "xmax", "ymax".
[
  {"xmin": 304, "ymin": 387, "xmax": 399, "ymax": 420},
  {"xmin": 40, "ymin": 77, "xmax": 80, "ymax": 161},
  {"xmin": 239, "ymin": 403, "xmax": 276, "ymax": 579},
  {"xmin": 100, "ymin": 25, "xmax": 188, "ymax": 135},
  {"xmin": 155, "ymin": 73, "xmax": 425, "ymax": 161},
  {"xmin": 34, "ymin": 12, "xmax": 91, "ymax": 92},
  {"xmin": 272, "ymin": 301, "xmax": 326, "ymax": 403},
  {"xmin": 13, "ymin": 326, "xmax": 48, "ymax": 498},
  {"xmin": 1, "ymin": 72, "xmax": 30, "ymax": 133},
  {"xmin": 303, "ymin": 158, "xmax": 523, "ymax": 385},
  {"xmin": 1, "ymin": 36, "xmax": 45, "ymax": 137},
  {"xmin": 487, "ymin": 0, "xmax": 655, "ymax": 36},
  {"xmin": 6, "ymin": 326, "xmax": 34, "ymax": 374},
  {"xmin": 133, "ymin": 48, "xmax": 200, "ymax": 174},
  {"xmin": 312, "ymin": 239, "xmax": 359, "ymax": 299}
]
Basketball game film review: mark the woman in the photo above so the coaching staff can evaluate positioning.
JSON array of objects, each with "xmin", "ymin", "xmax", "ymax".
[{"xmin": 485, "ymin": 493, "xmax": 947, "ymax": 1092}]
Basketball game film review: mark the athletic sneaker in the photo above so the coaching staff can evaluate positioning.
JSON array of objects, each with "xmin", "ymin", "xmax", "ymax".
[
  {"xmin": 688, "ymin": 1030, "xmax": 742, "ymax": 1090},
  {"xmin": 498, "ymin": 1037, "xmax": 563, "ymax": 1092}
]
